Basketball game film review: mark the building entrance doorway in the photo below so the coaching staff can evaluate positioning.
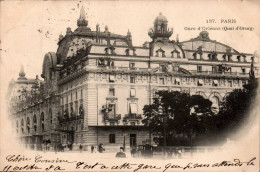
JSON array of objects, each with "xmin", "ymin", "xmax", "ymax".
[{"xmin": 130, "ymin": 134, "xmax": 136, "ymax": 147}]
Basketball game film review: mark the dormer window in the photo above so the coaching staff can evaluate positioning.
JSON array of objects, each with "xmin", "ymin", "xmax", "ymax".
[
  {"xmin": 156, "ymin": 48, "xmax": 166, "ymax": 57},
  {"xmin": 243, "ymin": 55, "xmax": 247, "ymax": 62},
  {"xmin": 105, "ymin": 47, "xmax": 116, "ymax": 55},
  {"xmin": 222, "ymin": 55, "xmax": 226, "ymax": 61},
  {"xmin": 237, "ymin": 56, "xmax": 241, "ymax": 62},
  {"xmin": 193, "ymin": 53, "xmax": 197, "ymax": 60},
  {"xmin": 212, "ymin": 53, "xmax": 218, "ymax": 61},
  {"xmin": 171, "ymin": 49, "xmax": 180, "ymax": 58},
  {"xmin": 208, "ymin": 54, "xmax": 212, "ymax": 61},
  {"xmin": 228, "ymin": 54, "xmax": 232, "ymax": 61}
]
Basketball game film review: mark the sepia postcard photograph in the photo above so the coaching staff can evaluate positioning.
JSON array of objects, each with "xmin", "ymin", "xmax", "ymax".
[{"xmin": 0, "ymin": 0, "xmax": 259, "ymax": 171}]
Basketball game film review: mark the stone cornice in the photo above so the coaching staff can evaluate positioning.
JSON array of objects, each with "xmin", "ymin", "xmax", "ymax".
[
  {"xmin": 88, "ymin": 54, "xmax": 255, "ymax": 68},
  {"xmin": 58, "ymin": 69, "xmax": 87, "ymax": 86}
]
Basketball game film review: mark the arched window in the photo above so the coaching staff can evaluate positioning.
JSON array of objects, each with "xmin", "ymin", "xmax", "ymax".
[
  {"xmin": 222, "ymin": 55, "xmax": 226, "ymax": 61},
  {"xmin": 41, "ymin": 112, "xmax": 44, "ymax": 131},
  {"xmin": 21, "ymin": 119, "xmax": 24, "ymax": 134},
  {"xmin": 27, "ymin": 117, "xmax": 30, "ymax": 133},
  {"xmin": 211, "ymin": 96, "xmax": 220, "ymax": 113},
  {"xmin": 33, "ymin": 115, "xmax": 37, "ymax": 132},
  {"xmin": 193, "ymin": 53, "xmax": 197, "ymax": 59}
]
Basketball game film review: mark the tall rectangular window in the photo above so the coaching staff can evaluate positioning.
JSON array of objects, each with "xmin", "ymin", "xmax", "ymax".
[
  {"xmin": 109, "ymin": 134, "xmax": 115, "ymax": 143},
  {"xmin": 228, "ymin": 81, "xmax": 232, "ymax": 87},
  {"xmin": 130, "ymin": 88, "xmax": 136, "ymax": 97},
  {"xmin": 130, "ymin": 77, "xmax": 135, "ymax": 83},
  {"xmin": 108, "ymin": 104, "xmax": 116, "ymax": 118},
  {"xmin": 242, "ymin": 68, "xmax": 246, "ymax": 74},
  {"xmin": 129, "ymin": 103, "xmax": 137, "ymax": 115},
  {"xmin": 212, "ymin": 66, "xmax": 217, "ymax": 73},
  {"xmin": 197, "ymin": 65, "xmax": 202, "ymax": 72},
  {"xmin": 109, "ymin": 88, "xmax": 115, "ymax": 97},
  {"xmin": 129, "ymin": 62, "xmax": 135, "ymax": 68},
  {"xmin": 159, "ymin": 78, "xmax": 165, "ymax": 85},
  {"xmin": 80, "ymin": 89, "xmax": 83, "ymax": 99},
  {"xmin": 75, "ymin": 102, "xmax": 78, "ymax": 116}
]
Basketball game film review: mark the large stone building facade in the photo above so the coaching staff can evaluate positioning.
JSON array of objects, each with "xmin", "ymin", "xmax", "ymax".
[{"xmin": 8, "ymin": 7, "xmax": 259, "ymax": 151}]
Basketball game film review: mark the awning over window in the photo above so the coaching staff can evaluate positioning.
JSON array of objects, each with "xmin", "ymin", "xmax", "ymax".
[
  {"xmin": 130, "ymin": 103, "xmax": 137, "ymax": 114},
  {"xmin": 198, "ymin": 79, "xmax": 204, "ymax": 85},
  {"xmin": 175, "ymin": 78, "xmax": 180, "ymax": 82},
  {"xmin": 213, "ymin": 80, "xmax": 219, "ymax": 85},
  {"xmin": 130, "ymin": 88, "xmax": 136, "ymax": 97},
  {"xmin": 109, "ymin": 75, "xmax": 115, "ymax": 81}
]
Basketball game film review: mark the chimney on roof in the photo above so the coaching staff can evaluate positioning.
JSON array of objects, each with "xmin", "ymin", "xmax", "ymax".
[
  {"xmin": 66, "ymin": 27, "xmax": 72, "ymax": 35},
  {"xmin": 96, "ymin": 24, "xmax": 99, "ymax": 43},
  {"xmin": 105, "ymin": 25, "xmax": 109, "ymax": 32},
  {"xmin": 18, "ymin": 65, "xmax": 27, "ymax": 80},
  {"xmin": 59, "ymin": 34, "xmax": 64, "ymax": 41}
]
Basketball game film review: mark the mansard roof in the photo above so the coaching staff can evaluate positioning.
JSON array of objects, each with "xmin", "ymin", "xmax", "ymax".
[{"xmin": 181, "ymin": 31, "xmax": 244, "ymax": 55}]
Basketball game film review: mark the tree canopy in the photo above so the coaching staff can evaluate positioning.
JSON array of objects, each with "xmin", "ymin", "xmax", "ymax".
[
  {"xmin": 215, "ymin": 76, "xmax": 258, "ymax": 138},
  {"xmin": 142, "ymin": 75, "xmax": 258, "ymax": 146},
  {"xmin": 142, "ymin": 90, "xmax": 215, "ymax": 146}
]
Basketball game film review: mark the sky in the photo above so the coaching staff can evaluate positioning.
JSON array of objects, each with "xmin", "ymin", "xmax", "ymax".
[
  {"xmin": 0, "ymin": 1, "xmax": 259, "ymax": 163},
  {"xmin": 0, "ymin": 0, "xmax": 260, "ymax": 91}
]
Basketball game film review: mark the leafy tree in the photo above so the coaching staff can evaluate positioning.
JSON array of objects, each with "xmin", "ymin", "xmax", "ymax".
[
  {"xmin": 142, "ymin": 90, "xmax": 215, "ymax": 146},
  {"xmin": 215, "ymin": 74, "xmax": 258, "ymax": 139}
]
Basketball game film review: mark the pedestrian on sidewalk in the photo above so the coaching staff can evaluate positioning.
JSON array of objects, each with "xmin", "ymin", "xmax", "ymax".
[
  {"xmin": 94, "ymin": 145, "xmax": 97, "ymax": 153},
  {"xmin": 79, "ymin": 144, "xmax": 83, "ymax": 153},
  {"xmin": 91, "ymin": 145, "xmax": 94, "ymax": 153}
]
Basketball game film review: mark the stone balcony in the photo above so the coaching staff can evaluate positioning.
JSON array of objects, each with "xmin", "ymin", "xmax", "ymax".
[
  {"xmin": 123, "ymin": 114, "xmax": 142, "ymax": 121},
  {"xmin": 190, "ymin": 70, "xmax": 249, "ymax": 77},
  {"xmin": 104, "ymin": 114, "xmax": 121, "ymax": 121},
  {"xmin": 58, "ymin": 114, "xmax": 84, "ymax": 124}
]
